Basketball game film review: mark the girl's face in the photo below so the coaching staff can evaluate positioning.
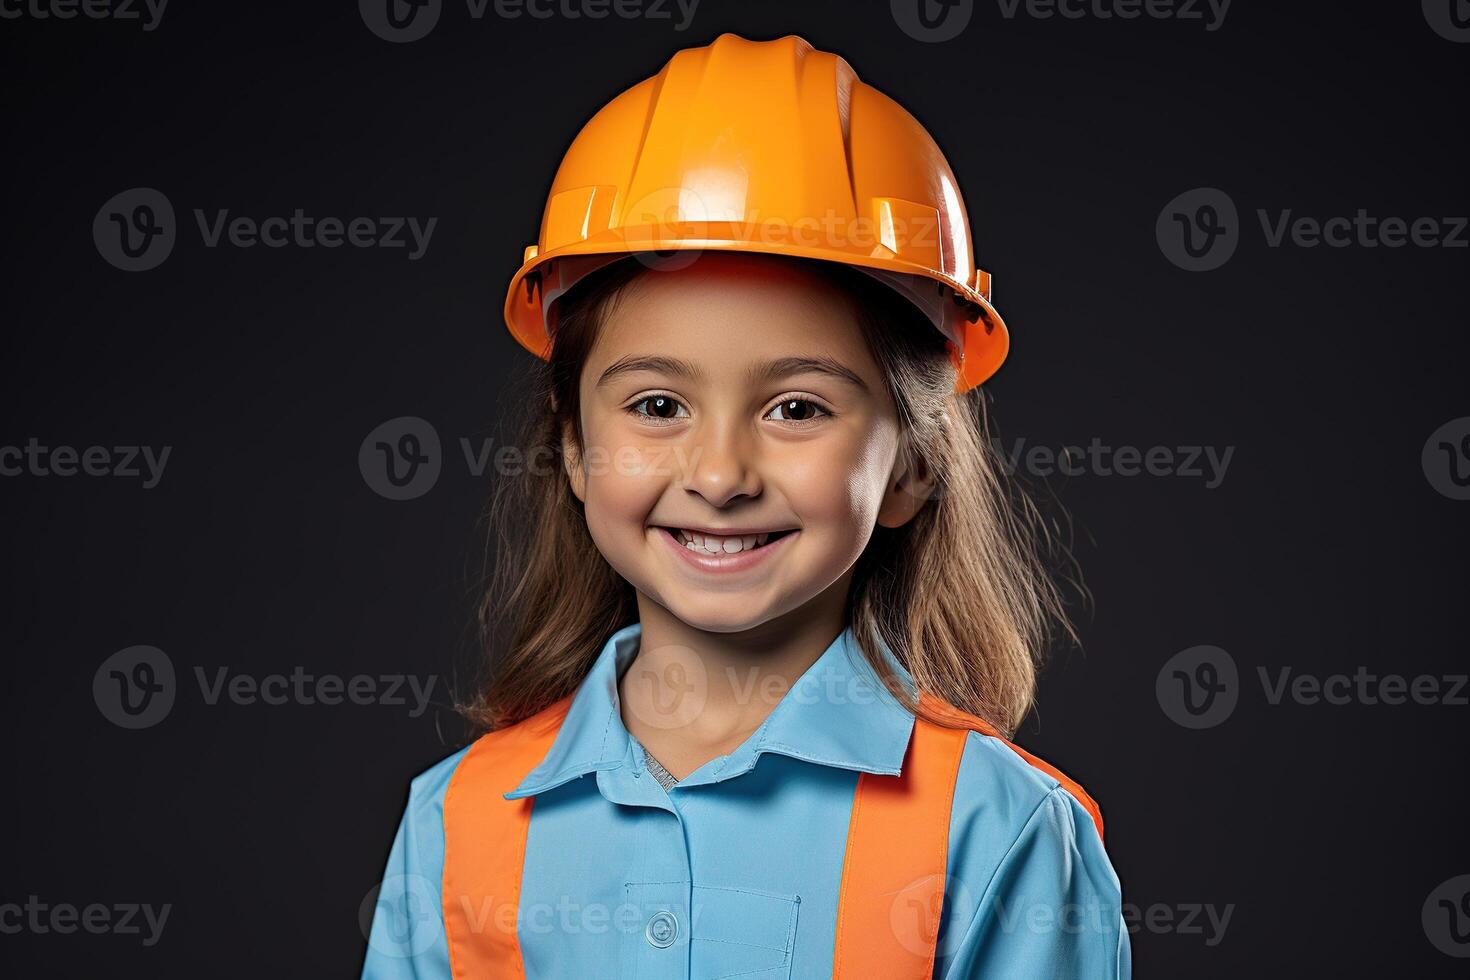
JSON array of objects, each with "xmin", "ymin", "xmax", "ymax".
[{"xmin": 564, "ymin": 252, "xmax": 932, "ymax": 634}]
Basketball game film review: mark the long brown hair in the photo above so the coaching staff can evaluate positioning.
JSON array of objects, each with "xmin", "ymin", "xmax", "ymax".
[{"xmin": 462, "ymin": 253, "xmax": 1078, "ymax": 738}]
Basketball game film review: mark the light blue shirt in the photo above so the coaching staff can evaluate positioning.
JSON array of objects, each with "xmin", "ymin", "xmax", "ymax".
[{"xmin": 361, "ymin": 622, "xmax": 1130, "ymax": 978}]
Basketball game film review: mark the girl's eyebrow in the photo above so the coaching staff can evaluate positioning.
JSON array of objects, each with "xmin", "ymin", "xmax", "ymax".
[{"xmin": 597, "ymin": 355, "xmax": 869, "ymax": 393}]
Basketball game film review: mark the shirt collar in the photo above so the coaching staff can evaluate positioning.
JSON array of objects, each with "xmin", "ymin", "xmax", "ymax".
[{"xmin": 504, "ymin": 621, "xmax": 918, "ymax": 800}]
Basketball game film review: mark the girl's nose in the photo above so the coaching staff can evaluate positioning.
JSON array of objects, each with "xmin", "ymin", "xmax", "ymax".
[{"xmin": 679, "ymin": 422, "xmax": 761, "ymax": 508}]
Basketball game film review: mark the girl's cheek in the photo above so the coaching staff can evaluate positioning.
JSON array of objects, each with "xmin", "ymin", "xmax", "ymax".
[
  {"xmin": 583, "ymin": 439, "xmax": 675, "ymax": 488},
  {"xmin": 580, "ymin": 438, "xmax": 671, "ymax": 521},
  {"xmin": 778, "ymin": 430, "xmax": 891, "ymax": 519},
  {"xmin": 580, "ymin": 415, "xmax": 658, "ymax": 482}
]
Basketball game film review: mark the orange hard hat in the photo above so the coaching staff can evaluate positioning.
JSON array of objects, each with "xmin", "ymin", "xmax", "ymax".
[{"xmin": 502, "ymin": 32, "xmax": 1009, "ymax": 393}]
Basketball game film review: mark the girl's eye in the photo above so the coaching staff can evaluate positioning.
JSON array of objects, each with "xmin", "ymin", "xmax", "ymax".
[
  {"xmin": 628, "ymin": 394, "xmax": 689, "ymax": 422},
  {"xmin": 626, "ymin": 394, "xmax": 832, "ymax": 424},
  {"xmin": 767, "ymin": 397, "xmax": 831, "ymax": 423}
]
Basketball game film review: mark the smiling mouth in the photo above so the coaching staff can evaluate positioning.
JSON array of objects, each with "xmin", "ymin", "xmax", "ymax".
[{"xmin": 656, "ymin": 526, "xmax": 797, "ymax": 555}]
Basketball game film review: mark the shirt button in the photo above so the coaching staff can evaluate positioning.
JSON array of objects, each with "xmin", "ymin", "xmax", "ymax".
[{"xmin": 644, "ymin": 909, "xmax": 679, "ymax": 948}]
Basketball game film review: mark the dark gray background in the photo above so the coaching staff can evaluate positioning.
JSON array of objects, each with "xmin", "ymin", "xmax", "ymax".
[{"xmin": 2, "ymin": 0, "xmax": 1467, "ymax": 975}]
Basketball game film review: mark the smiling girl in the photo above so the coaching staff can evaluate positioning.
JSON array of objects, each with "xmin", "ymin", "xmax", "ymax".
[{"xmin": 362, "ymin": 32, "xmax": 1128, "ymax": 980}]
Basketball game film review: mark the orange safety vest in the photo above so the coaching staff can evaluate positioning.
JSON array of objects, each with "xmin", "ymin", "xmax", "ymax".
[{"xmin": 441, "ymin": 690, "xmax": 1103, "ymax": 979}]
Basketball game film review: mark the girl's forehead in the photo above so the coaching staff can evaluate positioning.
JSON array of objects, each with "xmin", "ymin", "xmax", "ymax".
[{"xmin": 579, "ymin": 254, "xmax": 897, "ymax": 414}]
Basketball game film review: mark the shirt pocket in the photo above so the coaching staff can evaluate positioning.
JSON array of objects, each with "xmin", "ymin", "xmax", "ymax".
[{"xmin": 690, "ymin": 883, "xmax": 800, "ymax": 980}]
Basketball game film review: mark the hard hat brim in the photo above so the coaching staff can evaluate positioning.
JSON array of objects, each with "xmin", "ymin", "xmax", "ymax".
[{"xmin": 503, "ymin": 238, "xmax": 1008, "ymax": 393}]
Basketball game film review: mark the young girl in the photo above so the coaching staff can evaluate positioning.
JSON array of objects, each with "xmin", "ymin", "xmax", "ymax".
[{"xmin": 362, "ymin": 32, "xmax": 1128, "ymax": 980}]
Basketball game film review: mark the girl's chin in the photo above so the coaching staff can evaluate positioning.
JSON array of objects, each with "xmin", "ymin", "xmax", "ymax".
[
  {"xmin": 637, "ymin": 582, "xmax": 789, "ymax": 632},
  {"xmin": 643, "ymin": 579, "xmax": 839, "ymax": 637}
]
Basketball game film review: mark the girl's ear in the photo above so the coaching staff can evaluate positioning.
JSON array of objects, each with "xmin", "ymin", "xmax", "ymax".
[
  {"xmin": 876, "ymin": 438, "xmax": 938, "ymax": 529},
  {"xmin": 561, "ymin": 418, "xmax": 588, "ymax": 503}
]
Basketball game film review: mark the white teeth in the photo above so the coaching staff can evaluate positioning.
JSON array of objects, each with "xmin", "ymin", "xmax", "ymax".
[{"xmin": 674, "ymin": 529, "xmax": 775, "ymax": 554}]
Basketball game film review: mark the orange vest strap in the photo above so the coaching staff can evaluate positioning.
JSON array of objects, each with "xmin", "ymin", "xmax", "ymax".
[
  {"xmin": 441, "ymin": 696, "xmax": 572, "ymax": 980},
  {"xmin": 916, "ymin": 691, "xmax": 1105, "ymax": 842},
  {"xmin": 831, "ymin": 692, "xmax": 1105, "ymax": 979},
  {"xmin": 832, "ymin": 708, "xmax": 971, "ymax": 979}
]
